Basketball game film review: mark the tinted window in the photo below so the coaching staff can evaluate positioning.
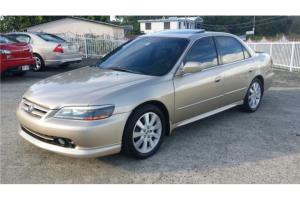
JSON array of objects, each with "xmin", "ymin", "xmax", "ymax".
[
  {"xmin": 37, "ymin": 33, "xmax": 66, "ymax": 43},
  {"xmin": 184, "ymin": 37, "xmax": 218, "ymax": 70},
  {"xmin": 215, "ymin": 36, "xmax": 244, "ymax": 64},
  {"xmin": 98, "ymin": 37, "xmax": 189, "ymax": 76}
]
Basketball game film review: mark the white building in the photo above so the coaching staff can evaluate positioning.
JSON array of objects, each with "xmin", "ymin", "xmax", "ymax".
[
  {"xmin": 26, "ymin": 17, "xmax": 126, "ymax": 39},
  {"xmin": 138, "ymin": 17, "xmax": 203, "ymax": 34}
]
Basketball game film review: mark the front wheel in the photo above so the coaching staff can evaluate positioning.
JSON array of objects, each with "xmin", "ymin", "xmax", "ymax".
[
  {"xmin": 242, "ymin": 78, "xmax": 263, "ymax": 112},
  {"xmin": 122, "ymin": 105, "xmax": 166, "ymax": 159}
]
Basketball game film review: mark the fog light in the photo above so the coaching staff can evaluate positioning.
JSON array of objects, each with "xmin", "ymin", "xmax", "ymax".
[{"xmin": 57, "ymin": 138, "xmax": 66, "ymax": 146}]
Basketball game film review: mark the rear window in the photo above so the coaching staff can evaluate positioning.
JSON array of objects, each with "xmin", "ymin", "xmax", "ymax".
[
  {"xmin": 0, "ymin": 35, "xmax": 18, "ymax": 44},
  {"xmin": 9, "ymin": 34, "xmax": 31, "ymax": 44},
  {"xmin": 37, "ymin": 33, "xmax": 66, "ymax": 43},
  {"xmin": 215, "ymin": 36, "xmax": 245, "ymax": 64}
]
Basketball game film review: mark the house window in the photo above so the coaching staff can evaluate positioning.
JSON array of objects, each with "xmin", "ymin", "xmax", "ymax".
[
  {"xmin": 164, "ymin": 22, "xmax": 170, "ymax": 30},
  {"xmin": 145, "ymin": 23, "xmax": 151, "ymax": 30}
]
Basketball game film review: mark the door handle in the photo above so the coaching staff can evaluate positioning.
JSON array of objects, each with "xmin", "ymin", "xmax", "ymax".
[
  {"xmin": 249, "ymin": 67, "xmax": 254, "ymax": 72},
  {"xmin": 215, "ymin": 76, "xmax": 222, "ymax": 83}
]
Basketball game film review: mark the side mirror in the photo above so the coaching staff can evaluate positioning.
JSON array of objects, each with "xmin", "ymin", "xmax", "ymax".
[{"xmin": 181, "ymin": 61, "xmax": 204, "ymax": 75}]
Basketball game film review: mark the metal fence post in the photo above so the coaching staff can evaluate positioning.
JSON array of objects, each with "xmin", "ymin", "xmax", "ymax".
[
  {"xmin": 84, "ymin": 38, "xmax": 88, "ymax": 58},
  {"xmin": 289, "ymin": 42, "xmax": 295, "ymax": 72},
  {"xmin": 270, "ymin": 43, "xmax": 273, "ymax": 58}
]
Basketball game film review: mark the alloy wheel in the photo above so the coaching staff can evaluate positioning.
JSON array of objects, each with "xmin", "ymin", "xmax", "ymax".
[
  {"xmin": 132, "ymin": 112, "xmax": 162, "ymax": 154},
  {"xmin": 33, "ymin": 56, "xmax": 42, "ymax": 71},
  {"xmin": 248, "ymin": 82, "xmax": 262, "ymax": 109}
]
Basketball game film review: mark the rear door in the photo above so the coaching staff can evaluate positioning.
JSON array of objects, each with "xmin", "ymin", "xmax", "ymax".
[
  {"xmin": 214, "ymin": 36, "xmax": 252, "ymax": 105},
  {"xmin": 173, "ymin": 37, "xmax": 226, "ymax": 123}
]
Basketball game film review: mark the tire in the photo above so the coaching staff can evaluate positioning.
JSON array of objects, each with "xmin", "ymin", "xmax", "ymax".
[
  {"xmin": 33, "ymin": 54, "xmax": 45, "ymax": 71},
  {"xmin": 242, "ymin": 78, "xmax": 263, "ymax": 112},
  {"xmin": 122, "ymin": 104, "xmax": 166, "ymax": 159}
]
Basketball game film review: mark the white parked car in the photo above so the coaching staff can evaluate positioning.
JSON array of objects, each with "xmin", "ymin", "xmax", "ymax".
[{"xmin": 7, "ymin": 32, "xmax": 82, "ymax": 71}]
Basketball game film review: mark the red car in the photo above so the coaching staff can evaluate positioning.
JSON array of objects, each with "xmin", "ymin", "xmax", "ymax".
[{"xmin": 0, "ymin": 35, "xmax": 35, "ymax": 76}]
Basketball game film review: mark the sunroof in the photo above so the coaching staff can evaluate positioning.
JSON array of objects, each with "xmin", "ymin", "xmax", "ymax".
[{"xmin": 159, "ymin": 29, "xmax": 205, "ymax": 34}]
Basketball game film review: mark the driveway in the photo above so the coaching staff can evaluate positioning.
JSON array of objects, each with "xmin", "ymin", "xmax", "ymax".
[{"xmin": 1, "ymin": 62, "xmax": 300, "ymax": 183}]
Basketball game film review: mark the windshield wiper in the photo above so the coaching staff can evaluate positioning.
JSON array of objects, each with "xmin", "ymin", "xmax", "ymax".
[{"xmin": 108, "ymin": 66, "xmax": 142, "ymax": 74}]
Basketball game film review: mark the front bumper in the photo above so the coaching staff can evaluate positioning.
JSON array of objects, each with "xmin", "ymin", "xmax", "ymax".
[
  {"xmin": 17, "ymin": 103, "xmax": 130, "ymax": 158},
  {"xmin": 19, "ymin": 128, "xmax": 121, "ymax": 158}
]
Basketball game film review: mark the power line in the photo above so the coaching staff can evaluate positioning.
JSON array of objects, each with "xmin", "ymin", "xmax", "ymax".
[
  {"xmin": 201, "ymin": 16, "xmax": 287, "ymax": 28},
  {"xmin": 201, "ymin": 17, "xmax": 289, "ymax": 31}
]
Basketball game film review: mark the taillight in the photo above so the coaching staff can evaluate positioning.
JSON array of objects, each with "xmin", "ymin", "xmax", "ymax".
[
  {"xmin": 28, "ymin": 44, "xmax": 33, "ymax": 53},
  {"xmin": 53, "ymin": 44, "xmax": 64, "ymax": 53},
  {"xmin": 0, "ymin": 49, "xmax": 11, "ymax": 55}
]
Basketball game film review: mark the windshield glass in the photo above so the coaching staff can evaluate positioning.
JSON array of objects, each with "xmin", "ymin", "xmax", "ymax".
[
  {"xmin": 0, "ymin": 35, "xmax": 18, "ymax": 44},
  {"xmin": 37, "ymin": 33, "xmax": 66, "ymax": 43},
  {"xmin": 98, "ymin": 37, "xmax": 189, "ymax": 76}
]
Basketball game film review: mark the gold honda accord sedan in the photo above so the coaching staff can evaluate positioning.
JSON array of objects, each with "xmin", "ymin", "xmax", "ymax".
[{"xmin": 17, "ymin": 30, "xmax": 273, "ymax": 159}]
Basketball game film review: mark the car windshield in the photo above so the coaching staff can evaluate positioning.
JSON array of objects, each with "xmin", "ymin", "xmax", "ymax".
[
  {"xmin": 98, "ymin": 37, "xmax": 189, "ymax": 76},
  {"xmin": 0, "ymin": 35, "xmax": 18, "ymax": 44},
  {"xmin": 37, "ymin": 33, "xmax": 66, "ymax": 43}
]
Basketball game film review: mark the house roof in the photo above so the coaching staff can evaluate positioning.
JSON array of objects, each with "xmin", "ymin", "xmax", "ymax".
[
  {"xmin": 70, "ymin": 17, "xmax": 124, "ymax": 28},
  {"xmin": 27, "ymin": 17, "xmax": 125, "ymax": 30},
  {"xmin": 138, "ymin": 17, "xmax": 203, "ymax": 23}
]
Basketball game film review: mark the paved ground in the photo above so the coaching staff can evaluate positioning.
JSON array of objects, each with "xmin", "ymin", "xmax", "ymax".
[{"xmin": 1, "ymin": 62, "xmax": 300, "ymax": 183}]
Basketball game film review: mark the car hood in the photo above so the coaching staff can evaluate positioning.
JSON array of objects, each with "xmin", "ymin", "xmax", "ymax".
[{"xmin": 23, "ymin": 66, "xmax": 155, "ymax": 109}]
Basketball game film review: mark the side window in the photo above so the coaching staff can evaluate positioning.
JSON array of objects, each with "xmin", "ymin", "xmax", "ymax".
[
  {"xmin": 215, "ymin": 36, "xmax": 244, "ymax": 64},
  {"xmin": 184, "ymin": 37, "xmax": 218, "ymax": 70}
]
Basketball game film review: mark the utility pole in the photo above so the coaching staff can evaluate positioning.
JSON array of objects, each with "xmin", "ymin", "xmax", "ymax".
[{"xmin": 252, "ymin": 16, "xmax": 256, "ymax": 35}]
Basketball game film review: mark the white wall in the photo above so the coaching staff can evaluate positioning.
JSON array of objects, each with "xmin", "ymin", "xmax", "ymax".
[
  {"xmin": 140, "ymin": 21, "xmax": 181, "ymax": 34},
  {"xmin": 27, "ymin": 18, "xmax": 125, "ymax": 39}
]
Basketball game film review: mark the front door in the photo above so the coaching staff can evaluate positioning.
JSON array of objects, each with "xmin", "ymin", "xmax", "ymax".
[{"xmin": 173, "ymin": 37, "xmax": 226, "ymax": 123}]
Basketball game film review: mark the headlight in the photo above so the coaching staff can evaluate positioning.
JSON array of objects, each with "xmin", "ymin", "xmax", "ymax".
[{"xmin": 54, "ymin": 105, "xmax": 114, "ymax": 120}]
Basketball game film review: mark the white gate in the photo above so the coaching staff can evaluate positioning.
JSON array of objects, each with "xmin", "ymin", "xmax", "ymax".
[{"xmin": 59, "ymin": 34, "xmax": 127, "ymax": 58}]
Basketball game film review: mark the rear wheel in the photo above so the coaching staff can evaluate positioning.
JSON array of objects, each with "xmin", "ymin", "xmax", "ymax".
[
  {"xmin": 242, "ymin": 78, "xmax": 263, "ymax": 112},
  {"xmin": 122, "ymin": 104, "xmax": 166, "ymax": 159},
  {"xmin": 33, "ymin": 54, "xmax": 45, "ymax": 71}
]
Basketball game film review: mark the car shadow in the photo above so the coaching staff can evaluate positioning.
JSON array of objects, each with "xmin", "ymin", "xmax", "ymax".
[
  {"xmin": 97, "ymin": 90, "xmax": 300, "ymax": 174},
  {"xmin": 0, "ymin": 58, "xmax": 97, "ymax": 83}
]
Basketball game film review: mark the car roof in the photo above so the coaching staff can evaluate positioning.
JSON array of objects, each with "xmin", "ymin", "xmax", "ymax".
[
  {"xmin": 140, "ymin": 29, "xmax": 237, "ymax": 39},
  {"xmin": 7, "ymin": 32, "xmax": 42, "ymax": 35}
]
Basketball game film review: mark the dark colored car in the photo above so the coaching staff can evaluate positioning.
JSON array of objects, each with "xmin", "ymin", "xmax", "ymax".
[{"xmin": 0, "ymin": 35, "xmax": 35, "ymax": 76}]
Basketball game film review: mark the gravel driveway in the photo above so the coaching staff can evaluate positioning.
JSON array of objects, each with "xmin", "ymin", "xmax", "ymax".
[{"xmin": 1, "ymin": 62, "xmax": 300, "ymax": 183}]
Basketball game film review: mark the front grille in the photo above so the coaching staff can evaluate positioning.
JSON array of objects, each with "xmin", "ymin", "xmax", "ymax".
[
  {"xmin": 21, "ymin": 98, "xmax": 49, "ymax": 118},
  {"xmin": 21, "ymin": 126, "xmax": 75, "ymax": 148}
]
